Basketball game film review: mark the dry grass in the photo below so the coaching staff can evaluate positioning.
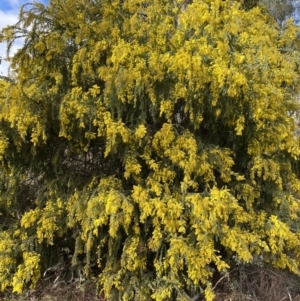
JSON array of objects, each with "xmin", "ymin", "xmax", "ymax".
[
  {"xmin": 0, "ymin": 280, "xmax": 105, "ymax": 301},
  {"xmin": 2, "ymin": 265, "xmax": 300, "ymax": 300},
  {"xmin": 214, "ymin": 265, "xmax": 300, "ymax": 301}
]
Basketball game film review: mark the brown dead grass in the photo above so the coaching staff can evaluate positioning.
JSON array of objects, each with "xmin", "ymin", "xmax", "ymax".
[
  {"xmin": 214, "ymin": 265, "xmax": 300, "ymax": 301},
  {"xmin": 0, "ymin": 280, "xmax": 105, "ymax": 301},
  {"xmin": 2, "ymin": 265, "xmax": 300, "ymax": 300}
]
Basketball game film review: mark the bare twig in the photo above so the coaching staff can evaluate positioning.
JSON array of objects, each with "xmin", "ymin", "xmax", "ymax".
[
  {"xmin": 212, "ymin": 268, "xmax": 239, "ymax": 291},
  {"xmin": 287, "ymin": 288, "xmax": 293, "ymax": 301}
]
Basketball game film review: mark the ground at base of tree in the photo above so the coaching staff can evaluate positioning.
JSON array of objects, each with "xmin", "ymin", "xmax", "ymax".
[
  {"xmin": 1, "ymin": 265, "xmax": 300, "ymax": 301},
  {"xmin": 0, "ymin": 280, "xmax": 103, "ymax": 301},
  {"xmin": 214, "ymin": 265, "xmax": 300, "ymax": 301}
]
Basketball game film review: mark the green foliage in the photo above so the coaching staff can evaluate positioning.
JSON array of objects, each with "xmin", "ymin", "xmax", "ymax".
[
  {"xmin": 259, "ymin": 0, "xmax": 298, "ymax": 25},
  {"xmin": 0, "ymin": 0, "xmax": 300, "ymax": 300}
]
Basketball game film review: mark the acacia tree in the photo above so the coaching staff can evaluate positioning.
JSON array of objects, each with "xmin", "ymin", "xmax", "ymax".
[
  {"xmin": 259, "ymin": 0, "xmax": 300, "ymax": 25},
  {"xmin": 0, "ymin": 0, "xmax": 300, "ymax": 300}
]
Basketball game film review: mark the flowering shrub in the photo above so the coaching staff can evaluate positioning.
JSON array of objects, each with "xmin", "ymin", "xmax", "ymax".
[{"xmin": 0, "ymin": 0, "xmax": 300, "ymax": 300}]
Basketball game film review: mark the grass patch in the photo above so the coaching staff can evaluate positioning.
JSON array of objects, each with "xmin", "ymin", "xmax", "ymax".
[
  {"xmin": 2, "ymin": 264, "xmax": 300, "ymax": 300},
  {"xmin": 0, "ymin": 280, "xmax": 104, "ymax": 301},
  {"xmin": 214, "ymin": 264, "xmax": 300, "ymax": 301}
]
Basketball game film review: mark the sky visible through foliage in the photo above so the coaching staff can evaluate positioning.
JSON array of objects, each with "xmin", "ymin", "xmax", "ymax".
[{"xmin": 0, "ymin": 0, "xmax": 48, "ymax": 75}]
